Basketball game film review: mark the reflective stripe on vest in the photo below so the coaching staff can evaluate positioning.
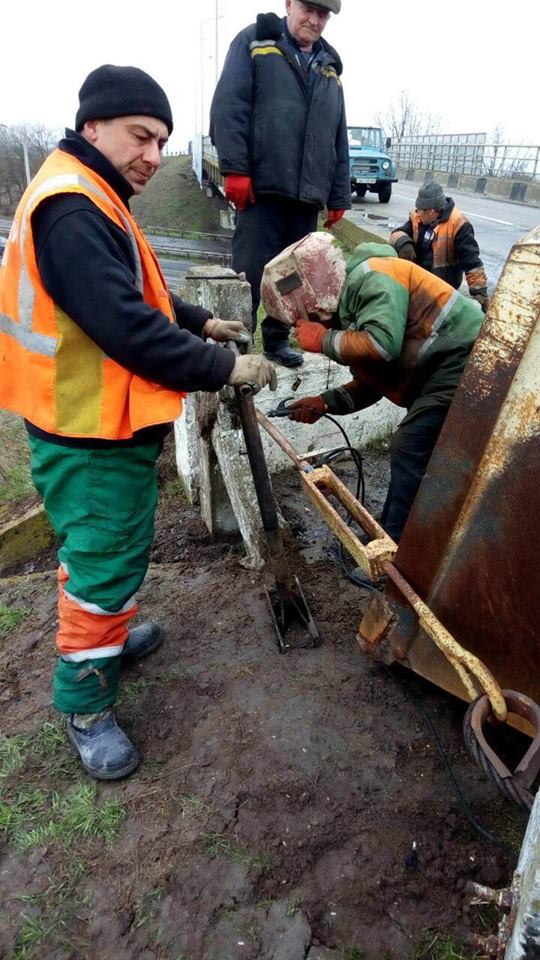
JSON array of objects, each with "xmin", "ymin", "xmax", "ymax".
[
  {"xmin": 0, "ymin": 150, "xmax": 184, "ymax": 439},
  {"xmin": 410, "ymin": 208, "xmax": 466, "ymax": 269}
]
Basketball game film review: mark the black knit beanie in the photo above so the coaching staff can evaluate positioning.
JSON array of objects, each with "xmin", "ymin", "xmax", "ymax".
[
  {"xmin": 75, "ymin": 64, "xmax": 173, "ymax": 134},
  {"xmin": 416, "ymin": 181, "xmax": 446, "ymax": 211}
]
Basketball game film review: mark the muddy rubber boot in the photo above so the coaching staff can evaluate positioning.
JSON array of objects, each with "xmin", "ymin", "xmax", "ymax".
[
  {"xmin": 67, "ymin": 707, "xmax": 140, "ymax": 780},
  {"xmin": 121, "ymin": 622, "xmax": 164, "ymax": 664}
]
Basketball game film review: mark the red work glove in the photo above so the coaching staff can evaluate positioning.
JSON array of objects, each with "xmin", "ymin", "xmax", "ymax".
[
  {"xmin": 286, "ymin": 396, "xmax": 327, "ymax": 424},
  {"xmin": 324, "ymin": 208, "xmax": 345, "ymax": 229},
  {"xmin": 224, "ymin": 174, "xmax": 255, "ymax": 210},
  {"xmin": 295, "ymin": 318, "xmax": 327, "ymax": 353}
]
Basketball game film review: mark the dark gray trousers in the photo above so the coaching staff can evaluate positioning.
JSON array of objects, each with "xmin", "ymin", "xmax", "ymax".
[{"xmin": 232, "ymin": 196, "xmax": 319, "ymax": 348}]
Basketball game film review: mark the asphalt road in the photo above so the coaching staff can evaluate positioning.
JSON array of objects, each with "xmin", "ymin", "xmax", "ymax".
[
  {"xmin": 346, "ymin": 181, "xmax": 540, "ymax": 291},
  {"xmin": 4, "ymin": 192, "xmax": 538, "ymax": 294}
]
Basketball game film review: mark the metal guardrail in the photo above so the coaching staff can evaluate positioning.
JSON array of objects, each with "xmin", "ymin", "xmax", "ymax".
[
  {"xmin": 155, "ymin": 243, "xmax": 231, "ymax": 266},
  {"xmin": 392, "ymin": 137, "xmax": 540, "ymax": 181},
  {"xmin": 145, "ymin": 226, "xmax": 230, "ymax": 243}
]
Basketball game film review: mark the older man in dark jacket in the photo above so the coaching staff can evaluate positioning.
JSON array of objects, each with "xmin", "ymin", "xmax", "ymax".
[{"xmin": 210, "ymin": 0, "xmax": 350, "ymax": 367}]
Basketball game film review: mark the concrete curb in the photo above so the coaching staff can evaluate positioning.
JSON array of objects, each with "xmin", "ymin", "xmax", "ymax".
[{"xmin": 397, "ymin": 166, "xmax": 540, "ymax": 208}]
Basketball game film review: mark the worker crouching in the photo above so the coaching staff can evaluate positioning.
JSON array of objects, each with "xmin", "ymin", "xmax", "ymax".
[{"xmin": 261, "ymin": 233, "xmax": 485, "ymax": 542}]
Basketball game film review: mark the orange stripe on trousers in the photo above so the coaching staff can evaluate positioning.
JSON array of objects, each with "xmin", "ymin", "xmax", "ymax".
[{"xmin": 56, "ymin": 566, "xmax": 138, "ymax": 656}]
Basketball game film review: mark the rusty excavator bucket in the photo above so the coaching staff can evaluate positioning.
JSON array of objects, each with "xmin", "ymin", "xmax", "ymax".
[{"xmin": 358, "ymin": 225, "xmax": 540, "ymax": 722}]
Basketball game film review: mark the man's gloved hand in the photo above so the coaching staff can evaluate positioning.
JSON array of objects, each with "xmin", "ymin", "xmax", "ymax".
[
  {"xmin": 396, "ymin": 241, "xmax": 416, "ymax": 262},
  {"xmin": 286, "ymin": 396, "xmax": 327, "ymax": 424},
  {"xmin": 295, "ymin": 319, "xmax": 327, "ymax": 353},
  {"xmin": 204, "ymin": 318, "xmax": 251, "ymax": 344},
  {"xmin": 224, "ymin": 175, "xmax": 255, "ymax": 210},
  {"xmin": 227, "ymin": 354, "xmax": 277, "ymax": 392},
  {"xmin": 471, "ymin": 292, "xmax": 489, "ymax": 314},
  {"xmin": 324, "ymin": 208, "xmax": 345, "ymax": 230}
]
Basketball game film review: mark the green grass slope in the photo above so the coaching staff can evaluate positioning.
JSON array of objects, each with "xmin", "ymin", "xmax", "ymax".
[{"xmin": 131, "ymin": 155, "xmax": 230, "ymax": 234}]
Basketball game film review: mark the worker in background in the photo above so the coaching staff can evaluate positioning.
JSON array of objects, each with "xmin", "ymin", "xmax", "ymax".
[
  {"xmin": 210, "ymin": 0, "xmax": 350, "ymax": 368},
  {"xmin": 0, "ymin": 64, "xmax": 276, "ymax": 781},
  {"xmin": 389, "ymin": 181, "xmax": 489, "ymax": 312},
  {"xmin": 261, "ymin": 234, "xmax": 484, "ymax": 542}
]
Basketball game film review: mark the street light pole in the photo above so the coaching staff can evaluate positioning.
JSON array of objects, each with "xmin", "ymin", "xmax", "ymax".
[
  {"xmin": 215, "ymin": 0, "xmax": 219, "ymax": 85},
  {"xmin": 200, "ymin": 11, "xmax": 224, "ymax": 134},
  {"xmin": 22, "ymin": 144, "xmax": 31, "ymax": 187}
]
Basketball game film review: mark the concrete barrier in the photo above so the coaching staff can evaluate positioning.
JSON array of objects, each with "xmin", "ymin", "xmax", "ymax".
[{"xmin": 398, "ymin": 166, "xmax": 540, "ymax": 208}]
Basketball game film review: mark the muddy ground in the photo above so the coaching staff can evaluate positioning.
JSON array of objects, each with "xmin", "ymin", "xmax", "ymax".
[{"xmin": 0, "ymin": 439, "xmax": 527, "ymax": 960}]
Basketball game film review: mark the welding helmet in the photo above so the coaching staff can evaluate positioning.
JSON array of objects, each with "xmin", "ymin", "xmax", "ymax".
[{"xmin": 261, "ymin": 232, "xmax": 346, "ymax": 327}]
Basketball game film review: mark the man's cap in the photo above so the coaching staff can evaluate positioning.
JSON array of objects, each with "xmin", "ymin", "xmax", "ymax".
[
  {"xmin": 75, "ymin": 64, "xmax": 173, "ymax": 135},
  {"xmin": 305, "ymin": 0, "xmax": 342, "ymax": 13},
  {"xmin": 416, "ymin": 181, "xmax": 446, "ymax": 210}
]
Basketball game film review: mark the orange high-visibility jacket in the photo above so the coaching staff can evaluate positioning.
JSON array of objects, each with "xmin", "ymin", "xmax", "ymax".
[
  {"xmin": 0, "ymin": 149, "xmax": 185, "ymax": 440},
  {"xmin": 391, "ymin": 206, "xmax": 487, "ymax": 293}
]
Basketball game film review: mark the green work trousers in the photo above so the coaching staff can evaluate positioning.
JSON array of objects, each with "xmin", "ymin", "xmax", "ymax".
[{"xmin": 28, "ymin": 436, "xmax": 161, "ymax": 713}]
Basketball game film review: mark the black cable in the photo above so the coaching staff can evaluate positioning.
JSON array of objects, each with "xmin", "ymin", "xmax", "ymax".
[
  {"xmin": 385, "ymin": 667, "xmax": 518, "ymax": 858},
  {"xmin": 319, "ymin": 414, "xmax": 381, "ymax": 593}
]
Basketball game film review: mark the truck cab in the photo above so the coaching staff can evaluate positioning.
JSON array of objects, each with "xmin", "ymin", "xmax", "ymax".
[{"xmin": 347, "ymin": 126, "xmax": 398, "ymax": 204}]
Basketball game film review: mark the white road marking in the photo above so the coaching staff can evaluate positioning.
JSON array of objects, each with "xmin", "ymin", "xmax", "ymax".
[
  {"xmin": 460, "ymin": 209, "xmax": 515, "ymax": 225},
  {"xmin": 393, "ymin": 192, "xmax": 515, "ymax": 226}
]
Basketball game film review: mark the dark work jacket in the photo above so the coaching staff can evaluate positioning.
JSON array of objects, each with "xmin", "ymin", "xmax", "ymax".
[
  {"xmin": 29, "ymin": 131, "xmax": 235, "ymax": 448},
  {"xmin": 209, "ymin": 14, "xmax": 350, "ymax": 211}
]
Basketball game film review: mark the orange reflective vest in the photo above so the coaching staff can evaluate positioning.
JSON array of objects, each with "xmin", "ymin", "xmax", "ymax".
[
  {"xmin": 0, "ymin": 149, "xmax": 185, "ymax": 440},
  {"xmin": 410, "ymin": 206, "xmax": 466, "ymax": 272}
]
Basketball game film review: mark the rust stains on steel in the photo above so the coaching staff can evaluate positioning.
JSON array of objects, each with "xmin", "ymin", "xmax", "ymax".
[{"xmin": 365, "ymin": 226, "xmax": 540, "ymax": 718}]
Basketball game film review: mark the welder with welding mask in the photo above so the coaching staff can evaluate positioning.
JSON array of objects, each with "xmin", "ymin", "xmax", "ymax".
[{"xmin": 261, "ymin": 233, "xmax": 485, "ymax": 542}]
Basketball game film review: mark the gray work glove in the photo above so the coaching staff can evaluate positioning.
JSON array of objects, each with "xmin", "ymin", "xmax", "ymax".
[
  {"xmin": 227, "ymin": 355, "xmax": 277, "ymax": 393},
  {"xmin": 204, "ymin": 318, "xmax": 251, "ymax": 343}
]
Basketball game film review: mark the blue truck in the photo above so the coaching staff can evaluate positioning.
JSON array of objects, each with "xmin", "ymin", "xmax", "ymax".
[{"xmin": 347, "ymin": 126, "xmax": 398, "ymax": 204}]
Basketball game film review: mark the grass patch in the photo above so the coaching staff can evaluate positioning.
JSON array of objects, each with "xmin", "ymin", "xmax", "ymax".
[
  {"xmin": 0, "ymin": 411, "xmax": 32, "ymax": 504},
  {"xmin": 0, "ymin": 720, "xmax": 80, "ymax": 783},
  {"xmin": 162, "ymin": 475, "xmax": 190, "ymax": 503},
  {"xmin": 411, "ymin": 930, "xmax": 476, "ymax": 960},
  {"xmin": 1, "ymin": 781, "xmax": 125, "ymax": 852},
  {"xmin": 118, "ymin": 678, "xmax": 148, "ymax": 706},
  {"xmin": 286, "ymin": 893, "xmax": 303, "ymax": 917},
  {"xmin": 179, "ymin": 794, "xmax": 212, "ymax": 819},
  {"xmin": 0, "ymin": 720, "xmax": 127, "ymax": 960},
  {"xmin": 202, "ymin": 831, "xmax": 272, "ymax": 874},
  {"xmin": 11, "ymin": 868, "xmax": 91, "ymax": 959},
  {"xmin": 0, "ymin": 720, "xmax": 125, "ymax": 854},
  {"xmin": 133, "ymin": 885, "xmax": 165, "ymax": 929},
  {"xmin": 0, "ymin": 602, "xmax": 30, "ymax": 640},
  {"xmin": 203, "ymin": 831, "xmax": 250, "ymax": 863},
  {"xmin": 132, "ymin": 155, "xmax": 229, "ymax": 234},
  {"xmin": 360, "ymin": 425, "xmax": 394, "ymax": 452}
]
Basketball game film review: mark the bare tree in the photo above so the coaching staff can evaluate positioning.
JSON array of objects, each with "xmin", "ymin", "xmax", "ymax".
[
  {"xmin": 375, "ymin": 91, "xmax": 442, "ymax": 141},
  {"xmin": 0, "ymin": 123, "xmax": 59, "ymax": 214},
  {"xmin": 482, "ymin": 125, "xmax": 529, "ymax": 179}
]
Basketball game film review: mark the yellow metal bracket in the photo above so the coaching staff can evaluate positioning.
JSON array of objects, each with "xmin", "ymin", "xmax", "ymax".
[{"xmin": 256, "ymin": 411, "xmax": 508, "ymax": 723}]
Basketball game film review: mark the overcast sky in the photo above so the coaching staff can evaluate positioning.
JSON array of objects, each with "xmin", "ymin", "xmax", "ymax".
[{"xmin": 2, "ymin": 0, "xmax": 539, "ymax": 151}]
